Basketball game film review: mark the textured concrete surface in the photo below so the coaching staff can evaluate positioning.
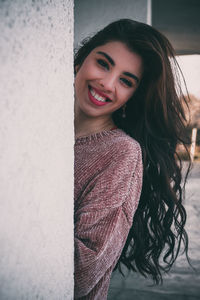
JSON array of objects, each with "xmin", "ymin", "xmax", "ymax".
[
  {"xmin": 108, "ymin": 162, "xmax": 200, "ymax": 300},
  {"xmin": 0, "ymin": 1, "xmax": 74, "ymax": 299}
]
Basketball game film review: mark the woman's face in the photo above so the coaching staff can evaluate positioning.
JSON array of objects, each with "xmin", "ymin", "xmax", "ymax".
[{"xmin": 75, "ymin": 41, "xmax": 143, "ymax": 120}]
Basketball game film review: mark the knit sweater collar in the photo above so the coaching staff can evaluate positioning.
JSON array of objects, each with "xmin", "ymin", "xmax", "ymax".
[{"xmin": 75, "ymin": 128, "xmax": 124, "ymax": 145}]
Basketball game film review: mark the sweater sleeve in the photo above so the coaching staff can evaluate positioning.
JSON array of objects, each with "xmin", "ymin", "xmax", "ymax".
[{"xmin": 74, "ymin": 141, "xmax": 143, "ymax": 299}]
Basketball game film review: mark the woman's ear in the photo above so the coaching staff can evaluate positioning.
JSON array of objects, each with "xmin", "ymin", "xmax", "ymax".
[{"xmin": 75, "ymin": 65, "xmax": 80, "ymax": 74}]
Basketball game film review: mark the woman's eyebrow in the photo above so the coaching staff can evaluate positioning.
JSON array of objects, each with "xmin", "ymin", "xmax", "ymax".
[
  {"xmin": 123, "ymin": 72, "xmax": 139, "ymax": 83},
  {"xmin": 96, "ymin": 51, "xmax": 139, "ymax": 83},
  {"xmin": 96, "ymin": 51, "xmax": 115, "ymax": 66}
]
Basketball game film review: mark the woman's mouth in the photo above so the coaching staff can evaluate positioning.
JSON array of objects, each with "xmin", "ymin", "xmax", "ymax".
[{"xmin": 88, "ymin": 86, "xmax": 111, "ymax": 106}]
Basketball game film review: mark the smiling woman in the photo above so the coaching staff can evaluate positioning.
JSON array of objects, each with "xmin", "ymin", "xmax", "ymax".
[
  {"xmin": 74, "ymin": 19, "xmax": 191, "ymax": 300},
  {"xmin": 74, "ymin": 41, "xmax": 143, "ymax": 137}
]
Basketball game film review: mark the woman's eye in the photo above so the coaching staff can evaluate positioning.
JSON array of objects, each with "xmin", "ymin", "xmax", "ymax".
[
  {"xmin": 97, "ymin": 59, "xmax": 109, "ymax": 70},
  {"xmin": 120, "ymin": 78, "xmax": 133, "ymax": 87}
]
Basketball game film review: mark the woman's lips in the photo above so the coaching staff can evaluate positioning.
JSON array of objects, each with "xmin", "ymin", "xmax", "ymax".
[{"xmin": 88, "ymin": 86, "xmax": 111, "ymax": 107}]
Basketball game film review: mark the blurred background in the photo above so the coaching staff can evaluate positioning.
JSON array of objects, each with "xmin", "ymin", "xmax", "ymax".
[{"xmin": 75, "ymin": 0, "xmax": 200, "ymax": 299}]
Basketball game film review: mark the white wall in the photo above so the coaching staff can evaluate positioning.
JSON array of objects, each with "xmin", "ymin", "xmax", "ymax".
[
  {"xmin": 0, "ymin": 1, "xmax": 74, "ymax": 299},
  {"xmin": 75, "ymin": 0, "xmax": 148, "ymax": 46}
]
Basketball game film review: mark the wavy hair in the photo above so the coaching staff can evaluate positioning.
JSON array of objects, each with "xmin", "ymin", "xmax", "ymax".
[{"xmin": 74, "ymin": 19, "xmax": 191, "ymax": 284}]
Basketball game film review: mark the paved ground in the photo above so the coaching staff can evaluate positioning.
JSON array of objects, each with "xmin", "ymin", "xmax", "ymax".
[{"xmin": 108, "ymin": 162, "xmax": 200, "ymax": 300}]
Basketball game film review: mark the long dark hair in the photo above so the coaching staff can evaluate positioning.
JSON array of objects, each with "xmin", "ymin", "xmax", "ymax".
[{"xmin": 74, "ymin": 19, "xmax": 191, "ymax": 284}]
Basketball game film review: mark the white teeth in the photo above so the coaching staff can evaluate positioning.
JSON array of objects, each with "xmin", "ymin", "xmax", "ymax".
[{"xmin": 90, "ymin": 88, "xmax": 106, "ymax": 102}]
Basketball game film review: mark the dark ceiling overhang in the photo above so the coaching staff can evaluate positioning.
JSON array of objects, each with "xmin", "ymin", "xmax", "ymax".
[{"xmin": 152, "ymin": 0, "xmax": 200, "ymax": 55}]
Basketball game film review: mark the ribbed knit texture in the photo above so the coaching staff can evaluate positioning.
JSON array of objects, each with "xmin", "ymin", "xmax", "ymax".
[{"xmin": 74, "ymin": 129, "xmax": 143, "ymax": 300}]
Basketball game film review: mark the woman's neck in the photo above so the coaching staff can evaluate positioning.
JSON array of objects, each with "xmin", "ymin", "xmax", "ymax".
[{"xmin": 75, "ymin": 112, "xmax": 115, "ymax": 139}]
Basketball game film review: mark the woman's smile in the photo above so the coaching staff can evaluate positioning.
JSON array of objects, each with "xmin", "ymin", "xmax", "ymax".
[{"xmin": 88, "ymin": 85, "xmax": 112, "ymax": 106}]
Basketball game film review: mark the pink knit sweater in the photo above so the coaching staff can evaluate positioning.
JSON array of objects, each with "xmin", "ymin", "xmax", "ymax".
[{"xmin": 74, "ymin": 129, "xmax": 143, "ymax": 300}]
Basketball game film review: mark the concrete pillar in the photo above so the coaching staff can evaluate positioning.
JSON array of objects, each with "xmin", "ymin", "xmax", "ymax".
[
  {"xmin": 0, "ymin": 1, "xmax": 74, "ymax": 299},
  {"xmin": 74, "ymin": 0, "xmax": 148, "ymax": 46}
]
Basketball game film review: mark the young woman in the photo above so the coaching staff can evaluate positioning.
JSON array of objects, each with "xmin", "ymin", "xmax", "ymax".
[{"xmin": 74, "ymin": 19, "xmax": 190, "ymax": 300}]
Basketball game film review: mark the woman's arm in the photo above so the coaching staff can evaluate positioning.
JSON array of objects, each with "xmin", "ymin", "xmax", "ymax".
[{"xmin": 74, "ymin": 141, "xmax": 143, "ymax": 298}]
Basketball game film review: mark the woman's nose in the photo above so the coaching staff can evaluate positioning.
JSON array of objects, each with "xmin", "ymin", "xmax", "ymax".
[{"xmin": 99, "ymin": 73, "xmax": 116, "ymax": 93}]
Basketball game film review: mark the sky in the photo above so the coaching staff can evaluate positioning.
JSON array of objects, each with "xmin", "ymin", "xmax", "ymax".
[{"xmin": 177, "ymin": 55, "xmax": 200, "ymax": 99}]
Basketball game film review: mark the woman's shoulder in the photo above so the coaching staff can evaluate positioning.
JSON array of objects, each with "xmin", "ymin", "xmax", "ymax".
[
  {"xmin": 110, "ymin": 129, "xmax": 141, "ymax": 153},
  {"xmin": 108, "ymin": 130, "xmax": 142, "ymax": 172}
]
